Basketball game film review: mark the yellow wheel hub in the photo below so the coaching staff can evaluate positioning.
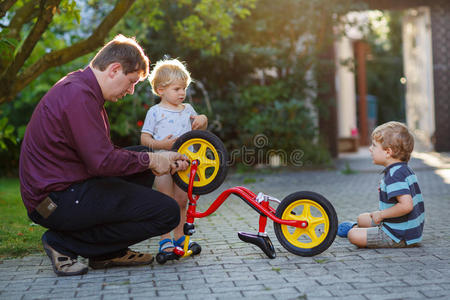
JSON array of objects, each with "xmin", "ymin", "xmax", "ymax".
[
  {"xmin": 177, "ymin": 138, "xmax": 220, "ymax": 187},
  {"xmin": 280, "ymin": 199, "xmax": 329, "ymax": 249}
]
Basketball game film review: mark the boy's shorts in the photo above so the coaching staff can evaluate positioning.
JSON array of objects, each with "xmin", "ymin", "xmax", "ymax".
[{"xmin": 366, "ymin": 226, "xmax": 407, "ymax": 248}]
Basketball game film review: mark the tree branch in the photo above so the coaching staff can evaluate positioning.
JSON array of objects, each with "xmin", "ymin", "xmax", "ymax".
[
  {"xmin": 0, "ymin": 0, "xmax": 17, "ymax": 19},
  {"xmin": 0, "ymin": 0, "xmax": 60, "ymax": 103},
  {"xmin": 6, "ymin": 0, "xmax": 61, "ymax": 77},
  {"xmin": 0, "ymin": 0, "xmax": 136, "ymax": 104},
  {"xmin": 0, "ymin": 1, "xmax": 36, "ymax": 72},
  {"xmin": 6, "ymin": 0, "xmax": 38, "ymax": 40}
]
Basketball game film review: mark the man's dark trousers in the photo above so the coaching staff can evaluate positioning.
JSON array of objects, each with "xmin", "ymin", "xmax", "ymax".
[{"xmin": 28, "ymin": 146, "xmax": 180, "ymax": 258}]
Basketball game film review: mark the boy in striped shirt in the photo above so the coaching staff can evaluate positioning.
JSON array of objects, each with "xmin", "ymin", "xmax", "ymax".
[{"xmin": 338, "ymin": 121, "xmax": 424, "ymax": 248}]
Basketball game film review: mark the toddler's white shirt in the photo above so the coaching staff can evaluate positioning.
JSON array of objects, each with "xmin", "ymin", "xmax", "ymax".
[{"xmin": 142, "ymin": 103, "xmax": 197, "ymax": 141}]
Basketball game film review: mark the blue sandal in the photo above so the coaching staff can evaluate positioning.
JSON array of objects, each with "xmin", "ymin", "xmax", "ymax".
[
  {"xmin": 173, "ymin": 236, "xmax": 190, "ymax": 248},
  {"xmin": 337, "ymin": 221, "xmax": 357, "ymax": 238},
  {"xmin": 159, "ymin": 238, "xmax": 175, "ymax": 253}
]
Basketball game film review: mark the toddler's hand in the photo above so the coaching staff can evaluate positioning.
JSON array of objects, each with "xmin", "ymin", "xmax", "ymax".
[
  {"xmin": 370, "ymin": 210, "xmax": 383, "ymax": 225},
  {"xmin": 191, "ymin": 115, "xmax": 208, "ymax": 130},
  {"xmin": 160, "ymin": 134, "xmax": 177, "ymax": 150}
]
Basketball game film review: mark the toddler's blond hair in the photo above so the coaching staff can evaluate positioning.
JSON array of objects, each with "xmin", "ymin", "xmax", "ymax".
[
  {"xmin": 372, "ymin": 121, "xmax": 414, "ymax": 162},
  {"xmin": 148, "ymin": 58, "xmax": 191, "ymax": 96}
]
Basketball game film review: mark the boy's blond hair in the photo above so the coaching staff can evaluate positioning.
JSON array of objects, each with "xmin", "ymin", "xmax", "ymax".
[
  {"xmin": 372, "ymin": 121, "xmax": 414, "ymax": 162},
  {"xmin": 148, "ymin": 58, "xmax": 191, "ymax": 96}
]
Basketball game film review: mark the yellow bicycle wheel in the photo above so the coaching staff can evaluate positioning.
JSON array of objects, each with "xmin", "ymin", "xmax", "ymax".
[
  {"xmin": 274, "ymin": 191, "xmax": 337, "ymax": 256},
  {"xmin": 172, "ymin": 130, "xmax": 228, "ymax": 195}
]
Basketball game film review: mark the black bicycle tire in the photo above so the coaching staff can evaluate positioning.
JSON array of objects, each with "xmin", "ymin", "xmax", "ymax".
[
  {"xmin": 172, "ymin": 130, "xmax": 228, "ymax": 195},
  {"xmin": 273, "ymin": 191, "xmax": 338, "ymax": 256}
]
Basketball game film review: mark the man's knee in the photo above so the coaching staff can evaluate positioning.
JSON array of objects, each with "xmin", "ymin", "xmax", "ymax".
[
  {"xmin": 153, "ymin": 196, "xmax": 180, "ymax": 232},
  {"xmin": 165, "ymin": 198, "xmax": 181, "ymax": 228}
]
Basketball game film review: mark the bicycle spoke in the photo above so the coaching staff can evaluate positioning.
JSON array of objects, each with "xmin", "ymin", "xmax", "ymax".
[
  {"xmin": 299, "ymin": 203, "xmax": 311, "ymax": 220},
  {"xmin": 197, "ymin": 144, "xmax": 207, "ymax": 159},
  {"xmin": 291, "ymin": 227, "xmax": 304, "ymax": 240},
  {"xmin": 309, "ymin": 216, "xmax": 326, "ymax": 226}
]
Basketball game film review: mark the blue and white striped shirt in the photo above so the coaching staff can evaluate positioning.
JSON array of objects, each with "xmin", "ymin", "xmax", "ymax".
[{"xmin": 379, "ymin": 162, "xmax": 424, "ymax": 245}]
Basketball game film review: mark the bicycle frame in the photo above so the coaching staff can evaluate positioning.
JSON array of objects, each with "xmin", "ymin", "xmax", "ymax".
[{"xmin": 180, "ymin": 160, "xmax": 308, "ymax": 257}]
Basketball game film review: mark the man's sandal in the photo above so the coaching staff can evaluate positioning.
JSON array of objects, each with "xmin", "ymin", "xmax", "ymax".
[
  {"xmin": 88, "ymin": 249, "xmax": 154, "ymax": 269},
  {"xmin": 42, "ymin": 235, "xmax": 88, "ymax": 276}
]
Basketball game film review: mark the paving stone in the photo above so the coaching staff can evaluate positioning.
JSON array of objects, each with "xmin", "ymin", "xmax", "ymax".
[
  {"xmin": 1, "ymin": 150, "xmax": 449, "ymax": 299},
  {"xmin": 365, "ymin": 290, "xmax": 425, "ymax": 299},
  {"xmin": 420, "ymin": 287, "xmax": 450, "ymax": 298}
]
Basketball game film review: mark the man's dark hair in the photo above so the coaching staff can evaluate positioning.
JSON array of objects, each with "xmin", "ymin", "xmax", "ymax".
[{"xmin": 91, "ymin": 34, "xmax": 149, "ymax": 79}]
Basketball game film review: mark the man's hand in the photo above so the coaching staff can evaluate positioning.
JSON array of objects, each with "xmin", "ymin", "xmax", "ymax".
[
  {"xmin": 148, "ymin": 151, "xmax": 189, "ymax": 176},
  {"xmin": 160, "ymin": 151, "xmax": 189, "ymax": 174},
  {"xmin": 370, "ymin": 210, "xmax": 383, "ymax": 225},
  {"xmin": 191, "ymin": 115, "xmax": 208, "ymax": 130}
]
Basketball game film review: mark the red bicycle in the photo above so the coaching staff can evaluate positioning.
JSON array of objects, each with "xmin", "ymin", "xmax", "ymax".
[{"xmin": 156, "ymin": 130, "xmax": 338, "ymax": 264}]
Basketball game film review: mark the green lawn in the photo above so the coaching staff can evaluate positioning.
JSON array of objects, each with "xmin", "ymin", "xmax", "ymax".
[{"xmin": 0, "ymin": 178, "xmax": 45, "ymax": 259}]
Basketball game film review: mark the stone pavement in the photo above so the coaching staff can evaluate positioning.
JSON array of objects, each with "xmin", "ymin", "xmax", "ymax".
[{"xmin": 1, "ymin": 149, "xmax": 450, "ymax": 300}]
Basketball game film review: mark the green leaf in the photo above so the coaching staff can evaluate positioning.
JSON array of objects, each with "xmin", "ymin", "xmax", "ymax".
[
  {"xmin": 1, "ymin": 37, "xmax": 19, "ymax": 48},
  {"xmin": 0, "ymin": 118, "xmax": 7, "ymax": 131},
  {"xmin": 4, "ymin": 125, "xmax": 15, "ymax": 136},
  {"xmin": 17, "ymin": 126, "xmax": 27, "ymax": 140}
]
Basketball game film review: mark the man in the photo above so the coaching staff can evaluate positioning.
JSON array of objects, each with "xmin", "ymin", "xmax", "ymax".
[{"xmin": 19, "ymin": 35, "xmax": 189, "ymax": 276}]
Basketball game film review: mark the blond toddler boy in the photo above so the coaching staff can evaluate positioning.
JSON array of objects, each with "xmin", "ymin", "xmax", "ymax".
[
  {"xmin": 338, "ymin": 121, "xmax": 424, "ymax": 248},
  {"xmin": 141, "ymin": 59, "xmax": 208, "ymax": 254}
]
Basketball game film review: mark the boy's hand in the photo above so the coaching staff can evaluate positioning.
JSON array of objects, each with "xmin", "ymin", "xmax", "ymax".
[
  {"xmin": 191, "ymin": 115, "xmax": 208, "ymax": 130},
  {"xmin": 370, "ymin": 210, "xmax": 383, "ymax": 225},
  {"xmin": 160, "ymin": 134, "xmax": 177, "ymax": 150}
]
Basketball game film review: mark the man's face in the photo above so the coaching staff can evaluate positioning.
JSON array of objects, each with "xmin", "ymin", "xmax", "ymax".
[{"xmin": 105, "ymin": 65, "xmax": 141, "ymax": 103}]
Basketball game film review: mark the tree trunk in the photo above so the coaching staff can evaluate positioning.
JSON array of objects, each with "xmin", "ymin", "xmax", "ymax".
[{"xmin": 0, "ymin": 0, "xmax": 17, "ymax": 18}]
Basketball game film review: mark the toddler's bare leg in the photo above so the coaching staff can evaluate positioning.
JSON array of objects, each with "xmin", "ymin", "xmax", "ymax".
[
  {"xmin": 349, "ymin": 213, "xmax": 380, "ymax": 247},
  {"xmin": 357, "ymin": 212, "xmax": 373, "ymax": 228},
  {"xmin": 172, "ymin": 184, "xmax": 188, "ymax": 241},
  {"xmin": 348, "ymin": 227, "xmax": 368, "ymax": 247},
  {"xmin": 155, "ymin": 175, "xmax": 175, "ymax": 247}
]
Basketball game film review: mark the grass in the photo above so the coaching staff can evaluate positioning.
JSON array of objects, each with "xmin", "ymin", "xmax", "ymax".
[
  {"xmin": 0, "ymin": 177, "xmax": 45, "ymax": 259},
  {"xmin": 340, "ymin": 162, "xmax": 358, "ymax": 175}
]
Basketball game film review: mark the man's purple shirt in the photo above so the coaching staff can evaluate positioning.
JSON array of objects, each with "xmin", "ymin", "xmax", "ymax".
[{"xmin": 19, "ymin": 67, "xmax": 149, "ymax": 213}]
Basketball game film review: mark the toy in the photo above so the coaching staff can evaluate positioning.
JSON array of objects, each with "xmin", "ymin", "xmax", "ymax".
[{"xmin": 155, "ymin": 130, "xmax": 338, "ymax": 264}]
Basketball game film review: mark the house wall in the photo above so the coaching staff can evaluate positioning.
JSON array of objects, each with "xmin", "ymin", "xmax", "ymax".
[
  {"xmin": 335, "ymin": 36, "xmax": 357, "ymax": 139},
  {"xmin": 357, "ymin": 0, "xmax": 450, "ymax": 151},
  {"xmin": 403, "ymin": 7, "xmax": 435, "ymax": 150},
  {"xmin": 429, "ymin": 0, "xmax": 450, "ymax": 151}
]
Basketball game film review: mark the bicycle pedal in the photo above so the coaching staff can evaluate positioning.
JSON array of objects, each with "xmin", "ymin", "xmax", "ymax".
[{"xmin": 238, "ymin": 232, "xmax": 276, "ymax": 259}]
